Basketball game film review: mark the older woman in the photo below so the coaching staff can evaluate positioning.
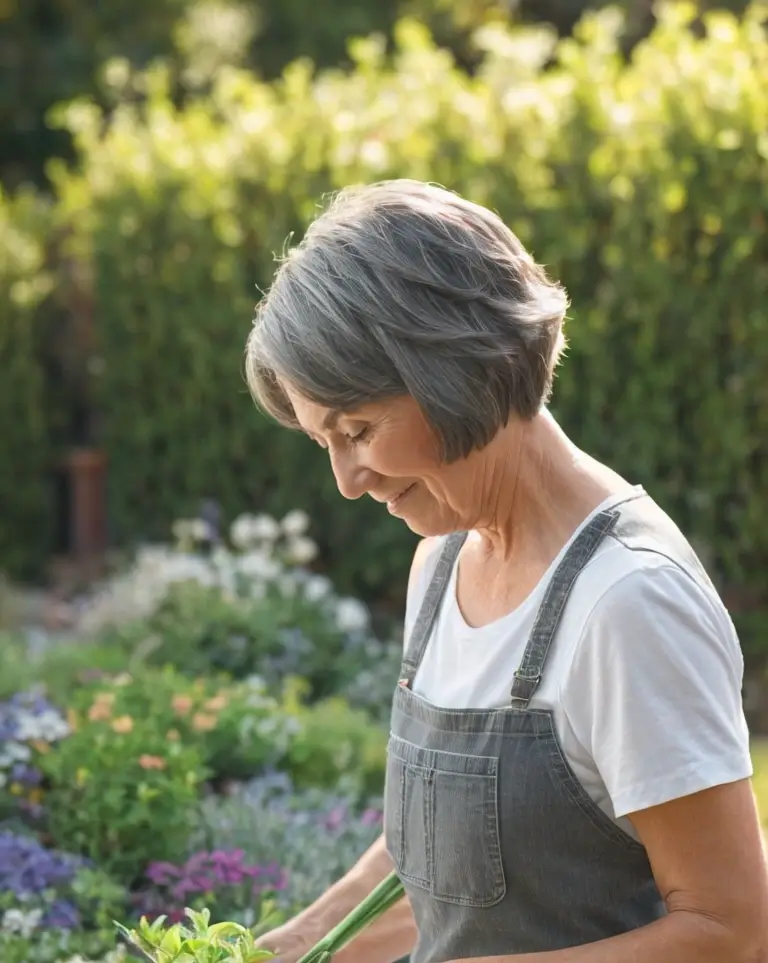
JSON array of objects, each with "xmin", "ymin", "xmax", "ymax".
[{"xmin": 245, "ymin": 180, "xmax": 766, "ymax": 963}]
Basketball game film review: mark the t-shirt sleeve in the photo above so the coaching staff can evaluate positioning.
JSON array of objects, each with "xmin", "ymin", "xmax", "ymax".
[{"xmin": 561, "ymin": 562, "xmax": 753, "ymax": 819}]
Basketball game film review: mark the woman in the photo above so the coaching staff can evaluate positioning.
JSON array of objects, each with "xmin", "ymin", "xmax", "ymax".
[{"xmin": 245, "ymin": 180, "xmax": 767, "ymax": 963}]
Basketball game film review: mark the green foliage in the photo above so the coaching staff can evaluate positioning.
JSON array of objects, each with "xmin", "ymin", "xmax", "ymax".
[
  {"xmin": 44, "ymin": 5, "xmax": 768, "ymax": 649},
  {"xmin": 279, "ymin": 682, "xmax": 387, "ymax": 797},
  {"xmin": 0, "ymin": 189, "xmax": 55, "ymax": 580},
  {"xmin": 0, "ymin": 632, "xmax": 137, "ymax": 703},
  {"xmin": 0, "ymin": 929, "xmax": 124, "ymax": 963},
  {"xmin": 116, "ymin": 906, "xmax": 276, "ymax": 963},
  {"xmin": 38, "ymin": 680, "xmax": 208, "ymax": 884}
]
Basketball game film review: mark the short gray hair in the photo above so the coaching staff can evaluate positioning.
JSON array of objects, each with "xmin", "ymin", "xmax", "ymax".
[{"xmin": 246, "ymin": 180, "xmax": 568, "ymax": 461}]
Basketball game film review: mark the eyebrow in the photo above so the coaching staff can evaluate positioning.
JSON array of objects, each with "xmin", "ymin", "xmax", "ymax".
[{"xmin": 322, "ymin": 410, "xmax": 341, "ymax": 431}]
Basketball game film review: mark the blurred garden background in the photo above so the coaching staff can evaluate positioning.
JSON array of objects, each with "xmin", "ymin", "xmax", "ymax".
[{"xmin": 2, "ymin": 0, "xmax": 768, "ymax": 959}]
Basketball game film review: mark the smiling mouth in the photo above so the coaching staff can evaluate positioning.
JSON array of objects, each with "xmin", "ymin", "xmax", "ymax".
[{"xmin": 387, "ymin": 484, "xmax": 416, "ymax": 511}]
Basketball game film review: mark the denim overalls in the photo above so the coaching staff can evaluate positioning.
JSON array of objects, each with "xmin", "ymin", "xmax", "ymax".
[{"xmin": 385, "ymin": 497, "xmax": 677, "ymax": 962}]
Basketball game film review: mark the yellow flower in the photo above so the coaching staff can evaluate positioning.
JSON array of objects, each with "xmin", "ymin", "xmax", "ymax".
[
  {"xmin": 138, "ymin": 754, "xmax": 167, "ymax": 771},
  {"xmin": 66, "ymin": 708, "xmax": 79, "ymax": 732},
  {"xmin": 111, "ymin": 715, "xmax": 134, "ymax": 734},
  {"xmin": 172, "ymin": 695, "xmax": 194, "ymax": 716},
  {"xmin": 31, "ymin": 740, "xmax": 49, "ymax": 754},
  {"xmin": 76, "ymin": 767, "xmax": 89, "ymax": 786},
  {"xmin": 95, "ymin": 692, "xmax": 116, "ymax": 706},
  {"xmin": 28, "ymin": 789, "xmax": 43, "ymax": 805},
  {"xmin": 9, "ymin": 782, "xmax": 22, "ymax": 796},
  {"xmin": 191, "ymin": 712, "xmax": 217, "ymax": 732}
]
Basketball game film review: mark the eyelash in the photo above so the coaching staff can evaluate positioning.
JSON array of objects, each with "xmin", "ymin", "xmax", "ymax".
[{"xmin": 345, "ymin": 427, "xmax": 370, "ymax": 446}]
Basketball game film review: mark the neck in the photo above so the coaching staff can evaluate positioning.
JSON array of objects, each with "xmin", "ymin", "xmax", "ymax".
[{"xmin": 468, "ymin": 410, "xmax": 630, "ymax": 562}]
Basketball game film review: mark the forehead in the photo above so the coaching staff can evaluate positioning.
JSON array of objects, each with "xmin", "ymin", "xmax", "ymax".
[{"xmin": 282, "ymin": 385, "xmax": 338, "ymax": 432}]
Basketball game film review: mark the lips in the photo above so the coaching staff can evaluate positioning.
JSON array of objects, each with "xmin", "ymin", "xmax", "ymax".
[{"xmin": 386, "ymin": 484, "xmax": 416, "ymax": 511}]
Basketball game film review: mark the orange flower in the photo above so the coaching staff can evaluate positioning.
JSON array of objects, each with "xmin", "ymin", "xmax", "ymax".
[
  {"xmin": 111, "ymin": 715, "xmax": 134, "ymax": 734},
  {"xmin": 138, "ymin": 754, "xmax": 167, "ymax": 771},
  {"xmin": 166, "ymin": 729, "xmax": 181, "ymax": 742},
  {"xmin": 191, "ymin": 712, "xmax": 217, "ymax": 732},
  {"xmin": 88, "ymin": 702, "xmax": 112, "ymax": 722},
  {"xmin": 204, "ymin": 694, "xmax": 227, "ymax": 712},
  {"xmin": 172, "ymin": 695, "xmax": 194, "ymax": 716}
]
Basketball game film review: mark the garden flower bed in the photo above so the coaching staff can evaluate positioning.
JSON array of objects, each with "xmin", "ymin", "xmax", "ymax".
[{"xmin": 0, "ymin": 511, "xmax": 397, "ymax": 962}]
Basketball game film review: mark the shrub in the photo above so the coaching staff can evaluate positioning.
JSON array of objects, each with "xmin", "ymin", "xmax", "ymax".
[
  {"xmin": 79, "ymin": 510, "xmax": 392, "ymax": 703},
  {"xmin": 0, "ymin": 188, "xmax": 55, "ymax": 580},
  {"xmin": 277, "ymin": 681, "xmax": 388, "ymax": 799},
  {"xmin": 37, "ymin": 686, "xmax": 208, "ymax": 884},
  {"xmin": 194, "ymin": 772, "xmax": 383, "ymax": 912},
  {"xmin": 68, "ymin": 667, "xmax": 292, "ymax": 785}
]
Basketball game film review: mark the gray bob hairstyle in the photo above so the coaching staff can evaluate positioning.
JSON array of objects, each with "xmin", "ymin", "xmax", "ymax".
[{"xmin": 246, "ymin": 180, "xmax": 569, "ymax": 462}]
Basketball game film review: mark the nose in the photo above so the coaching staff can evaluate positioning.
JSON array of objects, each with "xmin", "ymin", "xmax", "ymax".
[{"xmin": 329, "ymin": 449, "xmax": 378, "ymax": 500}]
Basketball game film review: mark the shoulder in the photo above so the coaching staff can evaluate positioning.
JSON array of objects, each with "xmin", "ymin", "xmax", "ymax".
[
  {"xmin": 408, "ymin": 536, "xmax": 444, "ymax": 597},
  {"xmin": 559, "ymin": 549, "xmax": 751, "ymax": 817},
  {"xmin": 578, "ymin": 548, "xmax": 738, "ymax": 657},
  {"xmin": 403, "ymin": 536, "xmax": 447, "ymax": 646}
]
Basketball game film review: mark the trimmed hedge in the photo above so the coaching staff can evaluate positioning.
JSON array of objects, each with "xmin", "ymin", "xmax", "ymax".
[
  {"xmin": 42, "ymin": 4, "xmax": 768, "ymax": 642},
  {"xmin": 0, "ymin": 189, "xmax": 55, "ymax": 580}
]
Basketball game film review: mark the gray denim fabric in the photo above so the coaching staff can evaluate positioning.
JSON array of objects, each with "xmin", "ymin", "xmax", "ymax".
[{"xmin": 383, "ymin": 493, "xmax": 698, "ymax": 962}]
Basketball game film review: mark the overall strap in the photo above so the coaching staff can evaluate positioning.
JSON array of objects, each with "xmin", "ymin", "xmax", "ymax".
[
  {"xmin": 510, "ymin": 508, "xmax": 621, "ymax": 707},
  {"xmin": 399, "ymin": 532, "xmax": 467, "ymax": 688}
]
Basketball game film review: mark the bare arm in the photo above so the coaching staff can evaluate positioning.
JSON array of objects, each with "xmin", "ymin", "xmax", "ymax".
[
  {"xmin": 258, "ymin": 824, "xmax": 416, "ymax": 963},
  {"xmin": 448, "ymin": 779, "xmax": 768, "ymax": 963}
]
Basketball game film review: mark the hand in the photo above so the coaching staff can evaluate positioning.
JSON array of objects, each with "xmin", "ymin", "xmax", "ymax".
[{"xmin": 256, "ymin": 915, "xmax": 326, "ymax": 963}]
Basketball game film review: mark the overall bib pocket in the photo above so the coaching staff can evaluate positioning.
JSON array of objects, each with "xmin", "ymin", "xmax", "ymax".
[{"xmin": 384, "ymin": 734, "xmax": 506, "ymax": 907}]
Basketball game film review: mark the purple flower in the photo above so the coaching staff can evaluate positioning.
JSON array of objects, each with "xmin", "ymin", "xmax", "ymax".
[
  {"xmin": 0, "ymin": 831, "xmax": 82, "ymax": 897},
  {"xmin": 146, "ymin": 861, "xmax": 182, "ymax": 886},
  {"xmin": 10, "ymin": 763, "xmax": 43, "ymax": 787},
  {"xmin": 324, "ymin": 805, "xmax": 348, "ymax": 832},
  {"xmin": 43, "ymin": 899, "xmax": 80, "ymax": 930},
  {"xmin": 361, "ymin": 808, "xmax": 382, "ymax": 827}
]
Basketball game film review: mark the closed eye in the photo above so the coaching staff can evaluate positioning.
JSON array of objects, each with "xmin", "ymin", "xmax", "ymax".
[{"xmin": 345, "ymin": 426, "xmax": 371, "ymax": 446}]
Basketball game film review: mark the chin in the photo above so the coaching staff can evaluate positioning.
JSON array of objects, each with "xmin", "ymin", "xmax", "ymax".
[{"xmin": 400, "ymin": 513, "xmax": 457, "ymax": 539}]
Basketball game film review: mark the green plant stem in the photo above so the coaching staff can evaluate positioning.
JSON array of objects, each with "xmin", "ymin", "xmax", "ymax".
[{"xmin": 296, "ymin": 871, "xmax": 405, "ymax": 963}]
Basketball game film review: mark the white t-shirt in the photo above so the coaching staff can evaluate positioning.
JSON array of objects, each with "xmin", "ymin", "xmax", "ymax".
[{"xmin": 404, "ymin": 491, "xmax": 753, "ymax": 839}]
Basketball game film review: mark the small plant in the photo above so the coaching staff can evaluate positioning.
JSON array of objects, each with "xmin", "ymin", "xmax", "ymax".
[{"xmin": 115, "ymin": 907, "xmax": 276, "ymax": 963}]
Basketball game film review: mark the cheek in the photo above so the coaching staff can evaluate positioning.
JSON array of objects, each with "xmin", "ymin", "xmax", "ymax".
[{"xmin": 369, "ymin": 435, "xmax": 442, "ymax": 477}]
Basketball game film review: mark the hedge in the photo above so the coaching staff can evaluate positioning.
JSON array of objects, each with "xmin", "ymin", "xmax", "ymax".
[
  {"xmin": 42, "ymin": 3, "xmax": 768, "ymax": 644},
  {"xmin": 0, "ymin": 189, "xmax": 56, "ymax": 580}
]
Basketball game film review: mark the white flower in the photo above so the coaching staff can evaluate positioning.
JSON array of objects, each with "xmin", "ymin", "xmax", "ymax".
[
  {"xmin": 237, "ymin": 550, "xmax": 282, "ymax": 582},
  {"xmin": 2, "ymin": 907, "xmax": 43, "ymax": 937},
  {"xmin": 171, "ymin": 518, "xmax": 206, "ymax": 544},
  {"xmin": 335, "ymin": 597, "xmax": 370, "ymax": 633},
  {"xmin": 251, "ymin": 513, "xmax": 281, "ymax": 540},
  {"xmin": 280, "ymin": 509, "xmax": 310, "ymax": 536},
  {"xmin": 304, "ymin": 574, "xmax": 332, "ymax": 602},
  {"xmin": 230, "ymin": 513, "xmax": 280, "ymax": 548},
  {"xmin": 285, "ymin": 535, "xmax": 317, "ymax": 565},
  {"xmin": 14, "ymin": 710, "xmax": 69, "ymax": 742}
]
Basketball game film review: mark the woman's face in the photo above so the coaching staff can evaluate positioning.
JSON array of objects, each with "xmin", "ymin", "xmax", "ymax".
[{"xmin": 283, "ymin": 386, "xmax": 491, "ymax": 537}]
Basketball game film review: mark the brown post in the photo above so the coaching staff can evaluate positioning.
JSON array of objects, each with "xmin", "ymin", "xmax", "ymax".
[{"xmin": 65, "ymin": 447, "xmax": 107, "ymax": 566}]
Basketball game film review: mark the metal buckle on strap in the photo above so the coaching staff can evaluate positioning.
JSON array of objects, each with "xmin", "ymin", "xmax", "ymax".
[{"xmin": 510, "ymin": 668, "xmax": 541, "ymax": 703}]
